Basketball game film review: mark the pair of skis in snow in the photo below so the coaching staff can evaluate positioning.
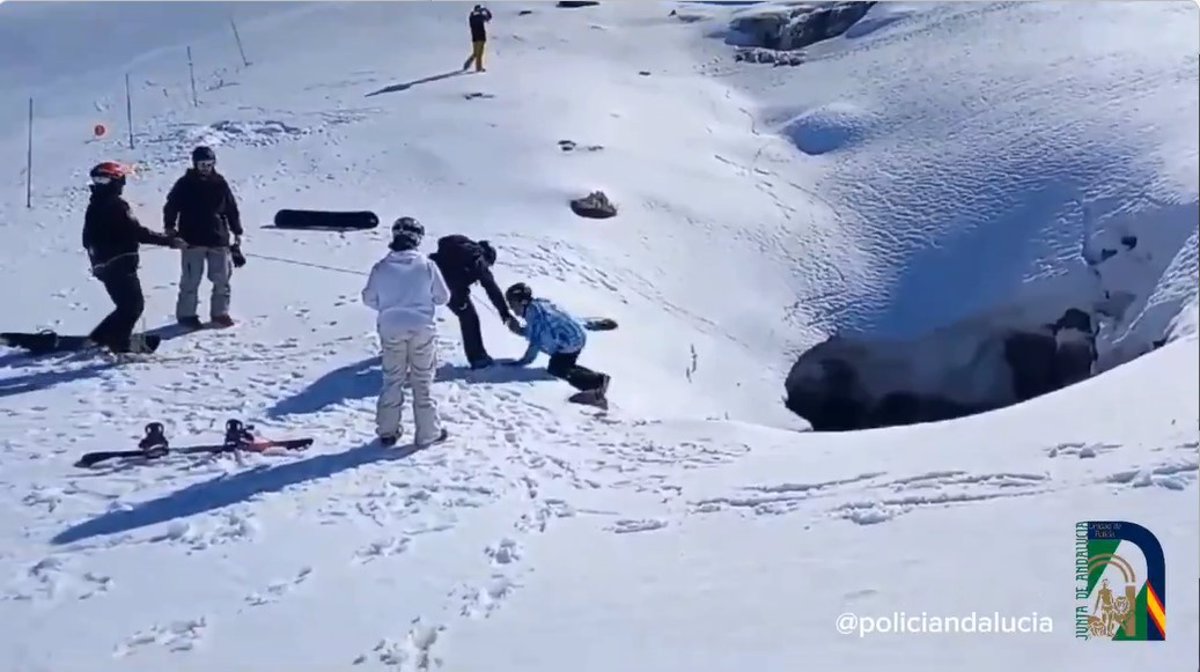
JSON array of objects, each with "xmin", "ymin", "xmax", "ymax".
[{"xmin": 74, "ymin": 419, "xmax": 313, "ymax": 468}]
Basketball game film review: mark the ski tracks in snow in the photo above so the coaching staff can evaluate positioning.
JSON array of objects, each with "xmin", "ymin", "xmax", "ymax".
[{"xmin": 687, "ymin": 438, "xmax": 1200, "ymax": 526}]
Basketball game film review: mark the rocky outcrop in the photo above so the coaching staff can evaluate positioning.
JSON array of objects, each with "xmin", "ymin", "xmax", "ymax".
[
  {"xmin": 734, "ymin": 47, "xmax": 805, "ymax": 67},
  {"xmin": 784, "ymin": 307, "xmax": 1099, "ymax": 432},
  {"xmin": 728, "ymin": 2, "xmax": 874, "ymax": 52}
]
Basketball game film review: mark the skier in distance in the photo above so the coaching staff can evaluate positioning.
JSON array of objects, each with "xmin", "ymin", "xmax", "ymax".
[
  {"xmin": 463, "ymin": 4, "xmax": 492, "ymax": 72},
  {"xmin": 361, "ymin": 216, "xmax": 451, "ymax": 447}
]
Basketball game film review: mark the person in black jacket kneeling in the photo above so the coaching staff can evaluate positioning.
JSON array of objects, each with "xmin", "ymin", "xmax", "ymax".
[
  {"xmin": 163, "ymin": 146, "xmax": 244, "ymax": 329},
  {"xmin": 83, "ymin": 161, "xmax": 185, "ymax": 353},
  {"xmin": 428, "ymin": 234, "xmax": 518, "ymax": 369}
]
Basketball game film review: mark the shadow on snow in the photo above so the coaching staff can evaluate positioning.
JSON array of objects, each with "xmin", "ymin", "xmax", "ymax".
[
  {"xmin": 265, "ymin": 355, "xmax": 557, "ymax": 418},
  {"xmin": 0, "ymin": 322, "xmax": 200, "ymax": 398},
  {"xmin": 51, "ymin": 441, "xmax": 425, "ymax": 546},
  {"xmin": 365, "ymin": 69, "xmax": 467, "ymax": 97}
]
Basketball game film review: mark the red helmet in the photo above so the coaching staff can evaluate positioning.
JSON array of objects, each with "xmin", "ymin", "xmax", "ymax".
[{"xmin": 89, "ymin": 161, "xmax": 127, "ymax": 186}]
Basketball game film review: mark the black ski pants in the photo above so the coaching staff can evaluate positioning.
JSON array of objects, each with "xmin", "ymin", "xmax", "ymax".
[
  {"xmin": 547, "ymin": 351, "xmax": 607, "ymax": 392},
  {"xmin": 449, "ymin": 290, "xmax": 490, "ymax": 365},
  {"xmin": 89, "ymin": 258, "xmax": 145, "ymax": 353}
]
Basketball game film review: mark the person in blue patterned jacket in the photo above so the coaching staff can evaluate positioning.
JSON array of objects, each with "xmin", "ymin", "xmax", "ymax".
[{"xmin": 504, "ymin": 282, "xmax": 610, "ymax": 409}]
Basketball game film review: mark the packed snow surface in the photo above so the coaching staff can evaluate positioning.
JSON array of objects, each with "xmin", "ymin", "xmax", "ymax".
[{"xmin": 0, "ymin": 1, "xmax": 1196, "ymax": 670}]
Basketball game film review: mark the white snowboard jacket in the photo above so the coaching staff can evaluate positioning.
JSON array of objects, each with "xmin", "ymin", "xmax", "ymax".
[{"xmin": 362, "ymin": 249, "xmax": 451, "ymax": 338}]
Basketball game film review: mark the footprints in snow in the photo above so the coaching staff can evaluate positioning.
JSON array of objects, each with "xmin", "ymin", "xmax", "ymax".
[
  {"xmin": 114, "ymin": 617, "xmax": 208, "ymax": 658},
  {"xmin": 353, "ymin": 537, "xmax": 411, "ymax": 565},
  {"xmin": 2, "ymin": 554, "xmax": 112, "ymax": 603},
  {"xmin": 244, "ymin": 566, "xmax": 314, "ymax": 606},
  {"xmin": 354, "ymin": 618, "xmax": 442, "ymax": 670}
]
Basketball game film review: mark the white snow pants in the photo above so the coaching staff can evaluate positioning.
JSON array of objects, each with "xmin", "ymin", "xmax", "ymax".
[{"xmin": 377, "ymin": 325, "xmax": 442, "ymax": 444}]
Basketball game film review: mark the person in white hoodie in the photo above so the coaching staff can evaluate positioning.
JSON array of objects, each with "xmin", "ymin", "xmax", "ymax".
[{"xmin": 361, "ymin": 216, "xmax": 451, "ymax": 447}]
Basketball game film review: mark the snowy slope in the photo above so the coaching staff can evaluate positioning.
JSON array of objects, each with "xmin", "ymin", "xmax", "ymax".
[
  {"xmin": 0, "ymin": 1, "xmax": 1196, "ymax": 670},
  {"xmin": 709, "ymin": 0, "xmax": 1199, "ymax": 427}
]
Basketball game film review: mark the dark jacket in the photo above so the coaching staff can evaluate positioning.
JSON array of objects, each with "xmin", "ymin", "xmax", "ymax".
[
  {"xmin": 429, "ymin": 234, "xmax": 512, "ymax": 321},
  {"xmin": 163, "ymin": 169, "xmax": 243, "ymax": 247},
  {"xmin": 469, "ymin": 7, "xmax": 491, "ymax": 42},
  {"xmin": 82, "ymin": 189, "xmax": 176, "ymax": 274}
]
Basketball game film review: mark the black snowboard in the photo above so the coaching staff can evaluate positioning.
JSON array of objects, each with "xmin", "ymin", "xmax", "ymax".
[
  {"xmin": 273, "ymin": 209, "xmax": 379, "ymax": 231},
  {"xmin": 0, "ymin": 331, "xmax": 160, "ymax": 355}
]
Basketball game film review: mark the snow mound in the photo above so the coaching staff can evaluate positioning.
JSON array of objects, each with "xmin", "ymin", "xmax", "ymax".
[{"xmin": 780, "ymin": 102, "xmax": 874, "ymax": 155}]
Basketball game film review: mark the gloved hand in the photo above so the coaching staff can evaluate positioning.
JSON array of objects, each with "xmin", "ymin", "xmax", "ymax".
[
  {"xmin": 168, "ymin": 237, "xmax": 187, "ymax": 249},
  {"xmin": 230, "ymin": 243, "xmax": 247, "ymax": 268},
  {"xmin": 504, "ymin": 316, "xmax": 522, "ymax": 335}
]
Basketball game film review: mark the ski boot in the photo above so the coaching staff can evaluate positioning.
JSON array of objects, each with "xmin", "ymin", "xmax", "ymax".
[
  {"xmin": 568, "ymin": 376, "xmax": 610, "ymax": 410},
  {"xmin": 139, "ymin": 422, "xmax": 170, "ymax": 458}
]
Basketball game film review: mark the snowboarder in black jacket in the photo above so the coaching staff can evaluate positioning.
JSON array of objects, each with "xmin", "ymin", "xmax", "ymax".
[
  {"xmin": 163, "ymin": 146, "xmax": 244, "ymax": 328},
  {"xmin": 428, "ymin": 234, "xmax": 517, "ymax": 368},
  {"xmin": 82, "ymin": 161, "xmax": 185, "ymax": 353},
  {"xmin": 463, "ymin": 4, "xmax": 492, "ymax": 72}
]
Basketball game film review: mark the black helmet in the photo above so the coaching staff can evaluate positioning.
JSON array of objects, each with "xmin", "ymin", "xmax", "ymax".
[
  {"xmin": 390, "ymin": 216, "xmax": 425, "ymax": 251},
  {"xmin": 505, "ymin": 282, "xmax": 532, "ymax": 308},
  {"xmin": 192, "ymin": 146, "xmax": 216, "ymax": 164}
]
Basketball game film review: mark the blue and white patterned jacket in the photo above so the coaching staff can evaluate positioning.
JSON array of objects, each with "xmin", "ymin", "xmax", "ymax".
[{"xmin": 513, "ymin": 298, "xmax": 587, "ymax": 365}]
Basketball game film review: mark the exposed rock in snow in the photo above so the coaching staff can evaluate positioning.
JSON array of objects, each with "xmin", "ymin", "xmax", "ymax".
[
  {"xmin": 734, "ymin": 47, "xmax": 805, "ymax": 67},
  {"xmin": 725, "ymin": 2, "xmax": 874, "ymax": 51},
  {"xmin": 569, "ymin": 190, "xmax": 617, "ymax": 219}
]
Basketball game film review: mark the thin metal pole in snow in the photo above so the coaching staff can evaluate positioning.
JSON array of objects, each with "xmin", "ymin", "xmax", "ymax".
[
  {"xmin": 25, "ymin": 97, "xmax": 32, "ymax": 208},
  {"xmin": 125, "ymin": 72, "xmax": 135, "ymax": 149},
  {"xmin": 230, "ymin": 17, "xmax": 250, "ymax": 67},
  {"xmin": 187, "ymin": 46, "xmax": 198, "ymax": 106}
]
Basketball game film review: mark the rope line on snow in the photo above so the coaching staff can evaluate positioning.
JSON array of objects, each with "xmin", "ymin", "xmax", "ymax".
[{"xmin": 241, "ymin": 252, "xmax": 366, "ymax": 276}]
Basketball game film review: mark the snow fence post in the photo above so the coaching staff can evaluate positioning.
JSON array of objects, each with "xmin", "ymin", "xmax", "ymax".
[
  {"xmin": 187, "ymin": 46, "xmax": 198, "ymax": 106},
  {"xmin": 25, "ymin": 97, "xmax": 32, "ymax": 208},
  {"xmin": 125, "ymin": 72, "xmax": 135, "ymax": 149},
  {"xmin": 230, "ymin": 17, "xmax": 250, "ymax": 68}
]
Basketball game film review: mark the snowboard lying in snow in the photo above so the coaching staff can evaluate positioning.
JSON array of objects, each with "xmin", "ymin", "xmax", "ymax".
[
  {"xmin": 273, "ymin": 209, "xmax": 379, "ymax": 230},
  {"xmin": 0, "ymin": 331, "xmax": 161, "ymax": 355},
  {"xmin": 75, "ymin": 419, "xmax": 313, "ymax": 468}
]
